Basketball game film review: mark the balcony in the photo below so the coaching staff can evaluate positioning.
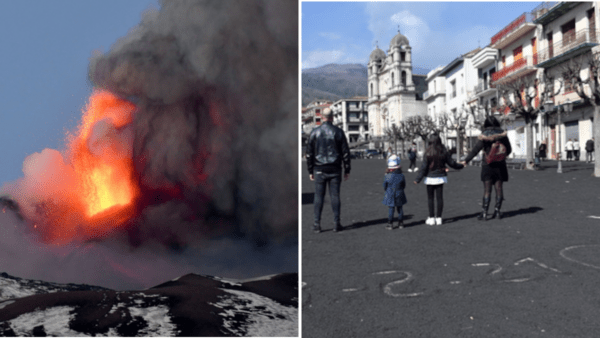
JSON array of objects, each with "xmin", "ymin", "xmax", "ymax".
[
  {"xmin": 537, "ymin": 28, "xmax": 599, "ymax": 68},
  {"xmin": 533, "ymin": 2, "xmax": 580, "ymax": 26},
  {"xmin": 491, "ymin": 12, "xmax": 537, "ymax": 50},
  {"xmin": 491, "ymin": 54, "xmax": 538, "ymax": 84},
  {"xmin": 475, "ymin": 80, "xmax": 491, "ymax": 94}
]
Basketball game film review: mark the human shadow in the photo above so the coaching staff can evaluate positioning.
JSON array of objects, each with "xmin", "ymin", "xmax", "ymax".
[
  {"xmin": 302, "ymin": 193, "xmax": 314, "ymax": 205},
  {"xmin": 500, "ymin": 206, "xmax": 543, "ymax": 219},
  {"xmin": 346, "ymin": 215, "xmax": 415, "ymax": 230},
  {"xmin": 443, "ymin": 212, "xmax": 482, "ymax": 223}
]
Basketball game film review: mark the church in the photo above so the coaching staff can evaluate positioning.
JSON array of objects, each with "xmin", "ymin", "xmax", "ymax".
[{"xmin": 367, "ymin": 31, "xmax": 427, "ymax": 149}]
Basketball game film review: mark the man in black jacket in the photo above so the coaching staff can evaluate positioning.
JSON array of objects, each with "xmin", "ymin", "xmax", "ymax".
[
  {"xmin": 306, "ymin": 108, "xmax": 351, "ymax": 233},
  {"xmin": 586, "ymin": 137, "xmax": 595, "ymax": 163}
]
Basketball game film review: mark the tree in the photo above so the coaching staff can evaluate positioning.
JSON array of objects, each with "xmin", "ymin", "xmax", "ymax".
[
  {"xmin": 403, "ymin": 115, "xmax": 444, "ymax": 155},
  {"xmin": 561, "ymin": 54, "xmax": 600, "ymax": 177},
  {"xmin": 443, "ymin": 106, "xmax": 472, "ymax": 160},
  {"xmin": 497, "ymin": 75, "xmax": 543, "ymax": 170},
  {"xmin": 384, "ymin": 123, "xmax": 404, "ymax": 156}
]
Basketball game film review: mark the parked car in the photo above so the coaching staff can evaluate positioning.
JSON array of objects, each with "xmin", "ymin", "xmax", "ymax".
[{"xmin": 365, "ymin": 149, "xmax": 381, "ymax": 159}]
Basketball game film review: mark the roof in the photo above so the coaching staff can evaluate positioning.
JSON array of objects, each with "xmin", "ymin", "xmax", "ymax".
[
  {"xmin": 390, "ymin": 32, "xmax": 409, "ymax": 47},
  {"xmin": 369, "ymin": 48, "xmax": 386, "ymax": 62}
]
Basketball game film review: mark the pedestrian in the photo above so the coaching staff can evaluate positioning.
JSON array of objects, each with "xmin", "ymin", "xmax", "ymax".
[
  {"xmin": 462, "ymin": 115, "xmax": 512, "ymax": 221},
  {"xmin": 386, "ymin": 146, "xmax": 392, "ymax": 159},
  {"xmin": 586, "ymin": 137, "xmax": 595, "ymax": 163},
  {"xmin": 306, "ymin": 107, "xmax": 351, "ymax": 233},
  {"xmin": 565, "ymin": 138, "xmax": 573, "ymax": 161},
  {"xmin": 383, "ymin": 155, "xmax": 407, "ymax": 230},
  {"xmin": 407, "ymin": 142, "xmax": 418, "ymax": 172},
  {"xmin": 574, "ymin": 138, "xmax": 580, "ymax": 161},
  {"xmin": 414, "ymin": 134, "xmax": 464, "ymax": 226},
  {"xmin": 538, "ymin": 142, "xmax": 547, "ymax": 161}
]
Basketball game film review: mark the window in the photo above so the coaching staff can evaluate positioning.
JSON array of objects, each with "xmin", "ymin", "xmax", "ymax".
[
  {"xmin": 513, "ymin": 46, "xmax": 523, "ymax": 61},
  {"xmin": 502, "ymin": 55, "xmax": 506, "ymax": 68},
  {"xmin": 589, "ymin": 8, "xmax": 596, "ymax": 41},
  {"xmin": 392, "ymin": 72, "xmax": 395, "ymax": 87},
  {"xmin": 547, "ymin": 32, "xmax": 554, "ymax": 58},
  {"xmin": 401, "ymin": 71, "xmax": 407, "ymax": 86},
  {"xmin": 451, "ymin": 80, "xmax": 456, "ymax": 98},
  {"xmin": 562, "ymin": 19, "xmax": 576, "ymax": 46},
  {"xmin": 564, "ymin": 77, "xmax": 574, "ymax": 93},
  {"xmin": 370, "ymin": 83, "xmax": 373, "ymax": 96},
  {"xmin": 401, "ymin": 52, "xmax": 406, "ymax": 61}
]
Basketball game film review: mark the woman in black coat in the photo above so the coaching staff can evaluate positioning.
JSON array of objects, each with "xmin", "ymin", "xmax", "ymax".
[
  {"xmin": 414, "ymin": 134, "xmax": 464, "ymax": 225},
  {"xmin": 462, "ymin": 115, "xmax": 512, "ymax": 220}
]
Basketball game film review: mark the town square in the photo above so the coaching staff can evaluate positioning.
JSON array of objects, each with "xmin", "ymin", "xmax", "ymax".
[{"xmin": 302, "ymin": 2, "xmax": 600, "ymax": 336}]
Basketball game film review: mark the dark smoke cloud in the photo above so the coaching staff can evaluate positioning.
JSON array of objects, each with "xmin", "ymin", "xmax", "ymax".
[
  {"xmin": 89, "ymin": 0, "xmax": 298, "ymax": 248},
  {"xmin": 0, "ymin": 0, "xmax": 297, "ymax": 289}
]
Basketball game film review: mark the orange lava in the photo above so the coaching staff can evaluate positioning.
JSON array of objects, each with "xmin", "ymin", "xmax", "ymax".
[{"xmin": 69, "ymin": 90, "xmax": 138, "ymax": 218}]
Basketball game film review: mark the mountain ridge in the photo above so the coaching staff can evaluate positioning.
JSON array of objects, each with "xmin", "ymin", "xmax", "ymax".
[
  {"xmin": 301, "ymin": 63, "xmax": 430, "ymax": 106},
  {"xmin": 0, "ymin": 271, "xmax": 298, "ymax": 336}
]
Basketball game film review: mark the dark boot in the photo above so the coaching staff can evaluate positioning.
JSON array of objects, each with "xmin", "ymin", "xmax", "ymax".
[
  {"xmin": 386, "ymin": 221, "xmax": 393, "ymax": 230},
  {"xmin": 477, "ymin": 197, "xmax": 490, "ymax": 221},
  {"xmin": 313, "ymin": 223, "xmax": 321, "ymax": 233},
  {"xmin": 397, "ymin": 220, "xmax": 404, "ymax": 229},
  {"xmin": 491, "ymin": 196, "xmax": 503, "ymax": 219},
  {"xmin": 333, "ymin": 223, "xmax": 343, "ymax": 232}
]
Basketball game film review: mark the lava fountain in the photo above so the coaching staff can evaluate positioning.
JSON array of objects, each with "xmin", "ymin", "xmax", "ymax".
[{"xmin": 2, "ymin": 90, "xmax": 139, "ymax": 244}]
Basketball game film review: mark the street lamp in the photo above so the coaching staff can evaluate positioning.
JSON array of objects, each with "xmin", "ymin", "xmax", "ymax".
[{"xmin": 543, "ymin": 98, "xmax": 573, "ymax": 173}]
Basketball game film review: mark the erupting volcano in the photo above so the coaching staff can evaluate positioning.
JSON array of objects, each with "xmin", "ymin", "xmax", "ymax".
[
  {"xmin": 0, "ymin": 0, "xmax": 297, "ymax": 291},
  {"xmin": 71, "ymin": 91, "xmax": 137, "ymax": 218}
]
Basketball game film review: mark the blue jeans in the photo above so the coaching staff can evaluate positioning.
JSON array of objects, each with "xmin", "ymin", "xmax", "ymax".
[
  {"xmin": 314, "ymin": 171, "xmax": 342, "ymax": 226},
  {"xmin": 388, "ymin": 206, "xmax": 404, "ymax": 223}
]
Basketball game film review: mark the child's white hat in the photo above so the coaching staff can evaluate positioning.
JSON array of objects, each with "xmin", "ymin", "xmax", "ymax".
[{"xmin": 387, "ymin": 155, "xmax": 400, "ymax": 169}]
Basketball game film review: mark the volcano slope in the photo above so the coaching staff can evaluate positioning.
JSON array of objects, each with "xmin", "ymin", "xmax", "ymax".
[{"xmin": 0, "ymin": 272, "xmax": 298, "ymax": 336}]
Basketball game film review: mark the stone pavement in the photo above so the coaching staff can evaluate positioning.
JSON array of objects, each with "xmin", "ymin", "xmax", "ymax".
[{"xmin": 302, "ymin": 158, "xmax": 600, "ymax": 337}]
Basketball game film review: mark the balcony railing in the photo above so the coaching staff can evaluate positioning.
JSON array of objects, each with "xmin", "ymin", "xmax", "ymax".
[
  {"xmin": 537, "ymin": 28, "xmax": 599, "ymax": 65},
  {"xmin": 491, "ymin": 54, "xmax": 538, "ymax": 82},
  {"xmin": 491, "ymin": 12, "xmax": 535, "ymax": 46},
  {"xmin": 531, "ymin": 2, "xmax": 558, "ymax": 21},
  {"xmin": 475, "ymin": 79, "xmax": 493, "ymax": 94}
]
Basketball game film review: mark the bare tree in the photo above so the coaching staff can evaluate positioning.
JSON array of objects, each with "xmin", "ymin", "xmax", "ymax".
[
  {"xmin": 404, "ymin": 115, "xmax": 444, "ymax": 144},
  {"xmin": 561, "ymin": 54, "xmax": 600, "ymax": 177},
  {"xmin": 497, "ymin": 75, "xmax": 543, "ymax": 170},
  {"xmin": 443, "ymin": 106, "xmax": 472, "ymax": 160},
  {"xmin": 384, "ymin": 123, "xmax": 404, "ymax": 156}
]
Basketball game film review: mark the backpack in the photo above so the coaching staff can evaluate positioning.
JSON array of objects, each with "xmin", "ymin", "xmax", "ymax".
[{"xmin": 486, "ymin": 141, "xmax": 507, "ymax": 164}]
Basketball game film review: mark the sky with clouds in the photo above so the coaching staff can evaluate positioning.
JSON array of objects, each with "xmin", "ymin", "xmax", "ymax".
[
  {"xmin": 302, "ymin": 1, "xmax": 542, "ymax": 73},
  {"xmin": 0, "ymin": 0, "xmax": 158, "ymax": 185}
]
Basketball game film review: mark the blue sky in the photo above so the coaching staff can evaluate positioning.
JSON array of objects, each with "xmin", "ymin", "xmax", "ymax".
[
  {"xmin": 302, "ymin": 1, "xmax": 542, "ymax": 72},
  {"xmin": 0, "ymin": 0, "xmax": 158, "ymax": 185}
]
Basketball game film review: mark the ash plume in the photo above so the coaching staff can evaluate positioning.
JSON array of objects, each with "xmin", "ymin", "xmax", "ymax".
[
  {"xmin": 0, "ymin": 0, "xmax": 297, "ymax": 289},
  {"xmin": 88, "ymin": 0, "xmax": 298, "ymax": 248}
]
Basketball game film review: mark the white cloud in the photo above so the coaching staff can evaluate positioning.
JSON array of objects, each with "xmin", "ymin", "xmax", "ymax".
[
  {"xmin": 302, "ymin": 49, "xmax": 345, "ymax": 69},
  {"xmin": 318, "ymin": 32, "xmax": 341, "ymax": 40}
]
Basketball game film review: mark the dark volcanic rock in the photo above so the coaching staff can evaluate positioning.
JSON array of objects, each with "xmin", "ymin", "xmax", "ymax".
[{"xmin": 0, "ymin": 272, "xmax": 298, "ymax": 336}]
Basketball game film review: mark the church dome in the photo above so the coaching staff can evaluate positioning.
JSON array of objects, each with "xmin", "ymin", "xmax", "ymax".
[
  {"xmin": 369, "ymin": 47, "xmax": 386, "ymax": 62},
  {"xmin": 390, "ymin": 32, "xmax": 409, "ymax": 47}
]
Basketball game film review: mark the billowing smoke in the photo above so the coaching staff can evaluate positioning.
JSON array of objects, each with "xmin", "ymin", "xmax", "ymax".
[
  {"xmin": 0, "ymin": 0, "xmax": 297, "ymax": 289},
  {"xmin": 90, "ymin": 0, "xmax": 298, "ymax": 248}
]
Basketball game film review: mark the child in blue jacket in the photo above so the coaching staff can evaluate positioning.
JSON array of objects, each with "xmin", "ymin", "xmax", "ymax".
[{"xmin": 383, "ymin": 155, "xmax": 407, "ymax": 230}]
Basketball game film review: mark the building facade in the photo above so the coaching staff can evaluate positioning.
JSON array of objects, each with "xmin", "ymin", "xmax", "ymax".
[
  {"xmin": 366, "ymin": 32, "xmax": 427, "ymax": 150},
  {"xmin": 330, "ymin": 96, "xmax": 369, "ymax": 145},
  {"xmin": 534, "ymin": 1, "xmax": 599, "ymax": 160},
  {"xmin": 301, "ymin": 100, "xmax": 332, "ymax": 135}
]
